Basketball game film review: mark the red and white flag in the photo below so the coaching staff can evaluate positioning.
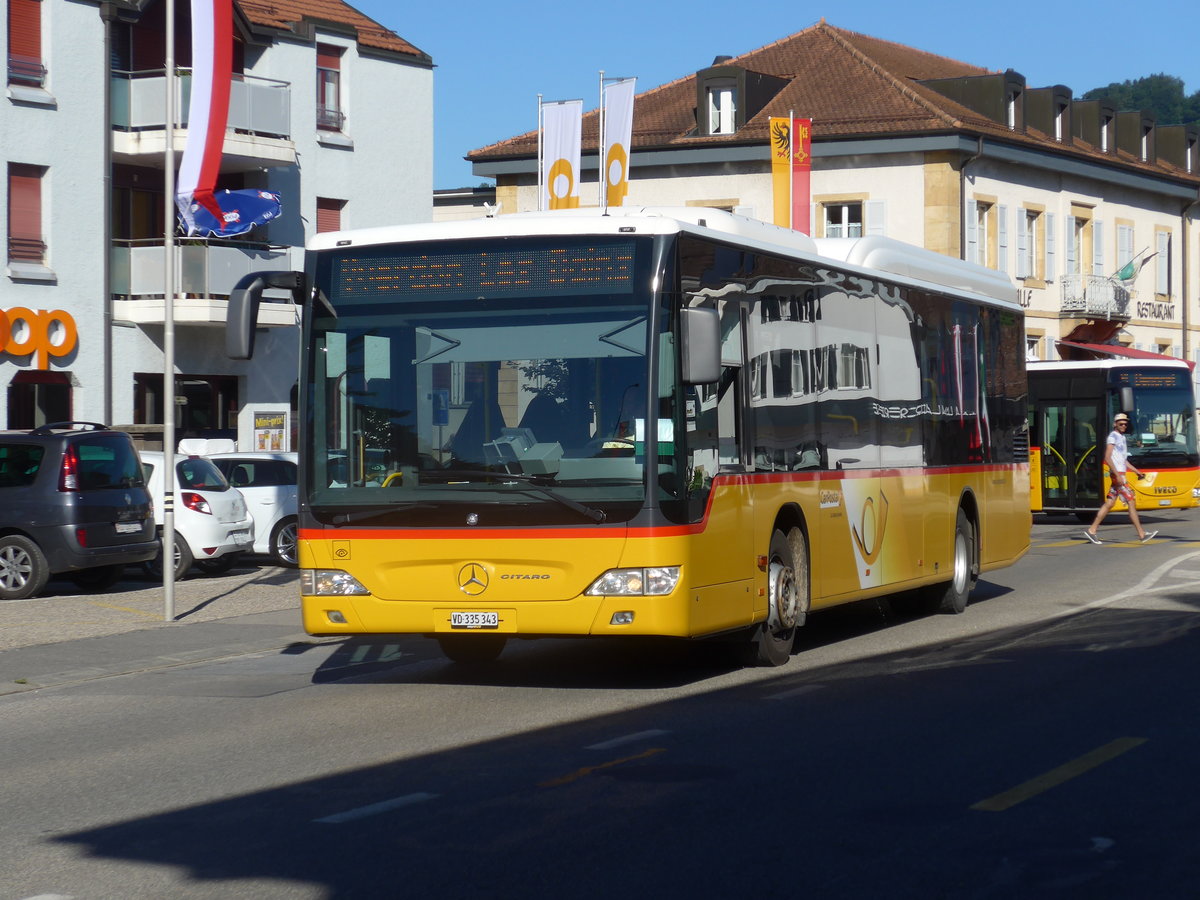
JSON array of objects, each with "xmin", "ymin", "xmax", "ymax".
[{"xmin": 175, "ymin": 0, "xmax": 233, "ymax": 235}]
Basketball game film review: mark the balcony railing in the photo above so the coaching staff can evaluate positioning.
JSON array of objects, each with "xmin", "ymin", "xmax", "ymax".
[
  {"xmin": 316, "ymin": 105, "xmax": 346, "ymax": 131},
  {"xmin": 110, "ymin": 69, "xmax": 291, "ymax": 140},
  {"xmin": 112, "ymin": 240, "xmax": 301, "ymax": 324},
  {"xmin": 7, "ymin": 53, "xmax": 45, "ymax": 87},
  {"xmin": 1059, "ymin": 274, "xmax": 1131, "ymax": 319}
]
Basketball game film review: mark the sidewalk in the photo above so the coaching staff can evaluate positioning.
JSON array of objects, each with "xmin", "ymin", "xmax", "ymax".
[{"xmin": 0, "ymin": 561, "xmax": 325, "ymax": 695}]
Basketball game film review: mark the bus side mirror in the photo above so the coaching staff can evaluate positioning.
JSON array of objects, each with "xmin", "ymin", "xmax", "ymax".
[
  {"xmin": 1119, "ymin": 386, "xmax": 1134, "ymax": 416},
  {"xmin": 227, "ymin": 270, "xmax": 306, "ymax": 360},
  {"xmin": 680, "ymin": 307, "xmax": 720, "ymax": 385}
]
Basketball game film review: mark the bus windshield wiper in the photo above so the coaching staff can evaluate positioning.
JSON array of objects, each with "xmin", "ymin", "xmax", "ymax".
[
  {"xmin": 315, "ymin": 504, "xmax": 434, "ymax": 526},
  {"xmin": 430, "ymin": 470, "xmax": 607, "ymax": 523}
]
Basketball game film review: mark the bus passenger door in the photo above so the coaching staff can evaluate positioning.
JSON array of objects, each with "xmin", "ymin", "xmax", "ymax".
[{"xmin": 1037, "ymin": 402, "xmax": 1102, "ymax": 508}]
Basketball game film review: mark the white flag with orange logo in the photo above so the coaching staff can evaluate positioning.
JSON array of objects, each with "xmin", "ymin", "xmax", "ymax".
[
  {"xmin": 541, "ymin": 99, "xmax": 582, "ymax": 210},
  {"xmin": 602, "ymin": 78, "xmax": 636, "ymax": 208}
]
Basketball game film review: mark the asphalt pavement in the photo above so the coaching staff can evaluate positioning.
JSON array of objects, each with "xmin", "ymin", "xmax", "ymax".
[{"xmin": 0, "ymin": 558, "xmax": 321, "ymax": 696}]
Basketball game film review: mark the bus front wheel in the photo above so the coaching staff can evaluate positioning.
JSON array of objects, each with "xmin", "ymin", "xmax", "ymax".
[
  {"xmin": 744, "ymin": 527, "xmax": 807, "ymax": 667},
  {"xmin": 437, "ymin": 634, "xmax": 507, "ymax": 664},
  {"xmin": 930, "ymin": 509, "xmax": 974, "ymax": 614}
]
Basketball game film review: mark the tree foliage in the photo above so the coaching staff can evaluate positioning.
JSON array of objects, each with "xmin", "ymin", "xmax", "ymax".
[{"xmin": 1081, "ymin": 74, "xmax": 1200, "ymax": 125}]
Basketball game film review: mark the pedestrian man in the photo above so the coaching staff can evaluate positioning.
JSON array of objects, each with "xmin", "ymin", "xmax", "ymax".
[{"xmin": 1084, "ymin": 412, "xmax": 1157, "ymax": 544}]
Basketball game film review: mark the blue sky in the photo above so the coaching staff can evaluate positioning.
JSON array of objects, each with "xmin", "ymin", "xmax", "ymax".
[{"xmin": 351, "ymin": 0, "xmax": 1200, "ymax": 190}]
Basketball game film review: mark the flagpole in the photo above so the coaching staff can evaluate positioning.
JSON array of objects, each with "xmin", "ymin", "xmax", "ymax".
[
  {"xmin": 162, "ymin": 0, "xmax": 177, "ymax": 620},
  {"xmin": 788, "ymin": 108, "xmax": 794, "ymax": 230},
  {"xmin": 536, "ymin": 93, "xmax": 543, "ymax": 211},
  {"xmin": 598, "ymin": 71, "xmax": 605, "ymax": 213}
]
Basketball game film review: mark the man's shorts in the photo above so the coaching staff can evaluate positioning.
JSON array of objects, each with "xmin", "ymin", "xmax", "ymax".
[{"xmin": 1107, "ymin": 481, "xmax": 1135, "ymax": 502}]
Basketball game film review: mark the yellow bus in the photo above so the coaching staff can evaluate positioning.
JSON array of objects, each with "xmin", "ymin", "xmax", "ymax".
[
  {"xmin": 228, "ymin": 208, "xmax": 1030, "ymax": 666},
  {"xmin": 1028, "ymin": 358, "xmax": 1199, "ymax": 516}
]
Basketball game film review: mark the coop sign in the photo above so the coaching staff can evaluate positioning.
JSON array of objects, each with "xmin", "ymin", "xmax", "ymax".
[{"xmin": 0, "ymin": 307, "xmax": 78, "ymax": 369}]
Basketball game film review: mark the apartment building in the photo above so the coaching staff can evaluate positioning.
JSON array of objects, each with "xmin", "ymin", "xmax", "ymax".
[
  {"xmin": 469, "ymin": 22, "xmax": 1200, "ymax": 384},
  {"xmin": 2, "ymin": 0, "xmax": 432, "ymax": 448}
]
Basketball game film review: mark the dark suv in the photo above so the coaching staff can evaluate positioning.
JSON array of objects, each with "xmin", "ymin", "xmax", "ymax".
[{"xmin": 0, "ymin": 422, "xmax": 158, "ymax": 600}]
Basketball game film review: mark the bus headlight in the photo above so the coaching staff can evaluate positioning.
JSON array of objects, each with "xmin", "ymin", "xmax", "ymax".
[
  {"xmin": 301, "ymin": 569, "xmax": 370, "ymax": 596},
  {"xmin": 586, "ymin": 567, "xmax": 680, "ymax": 596}
]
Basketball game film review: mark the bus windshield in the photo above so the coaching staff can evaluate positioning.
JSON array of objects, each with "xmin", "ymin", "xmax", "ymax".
[
  {"xmin": 305, "ymin": 236, "xmax": 671, "ymax": 526},
  {"xmin": 1124, "ymin": 378, "xmax": 1198, "ymax": 467}
]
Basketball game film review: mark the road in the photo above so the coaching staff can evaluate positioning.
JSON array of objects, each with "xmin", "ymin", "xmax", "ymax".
[{"xmin": 2, "ymin": 509, "xmax": 1199, "ymax": 899}]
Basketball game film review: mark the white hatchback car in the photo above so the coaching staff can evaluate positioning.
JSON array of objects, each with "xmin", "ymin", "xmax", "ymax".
[
  {"xmin": 209, "ymin": 451, "xmax": 299, "ymax": 567},
  {"xmin": 140, "ymin": 451, "xmax": 254, "ymax": 579}
]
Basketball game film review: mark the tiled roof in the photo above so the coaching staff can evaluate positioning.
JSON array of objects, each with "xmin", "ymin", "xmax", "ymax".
[
  {"xmin": 236, "ymin": 0, "xmax": 428, "ymax": 62},
  {"xmin": 467, "ymin": 20, "xmax": 1194, "ymax": 182}
]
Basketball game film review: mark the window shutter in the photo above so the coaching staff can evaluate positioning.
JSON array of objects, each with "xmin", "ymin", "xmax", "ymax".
[
  {"xmin": 7, "ymin": 0, "xmax": 42, "ymax": 85},
  {"xmin": 316, "ymin": 197, "xmax": 342, "ymax": 234},
  {"xmin": 966, "ymin": 199, "xmax": 978, "ymax": 264},
  {"xmin": 1064, "ymin": 216, "xmax": 1077, "ymax": 273},
  {"xmin": 1092, "ymin": 220, "xmax": 1104, "ymax": 275},
  {"xmin": 1117, "ymin": 224, "xmax": 1134, "ymax": 269},
  {"xmin": 1045, "ymin": 213, "xmax": 1056, "ymax": 281},
  {"xmin": 316, "ymin": 44, "xmax": 342, "ymax": 71},
  {"xmin": 1016, "ymin": 214, "xmax": 1028, "ymax": 279},
  {"xmin": 997, "ymin": 205, "xmax": 1009, "ymax": 274},
  {"xmin": 1156, "ymin": 231, "xmax": 1170, "ymax": 295},
  {"xmin": 7, "ymin": 164, "xmax": 43, "ymax": 261},
  {"xmin": 865, "ymin": 200, "xmax": 886, "ymax": 236}
]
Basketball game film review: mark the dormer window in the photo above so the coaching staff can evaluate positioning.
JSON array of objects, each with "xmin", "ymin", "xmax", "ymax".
[
  {"xmin": 707, "ymin": 81, "xmax": 736, "ymax": 135},
  {"xmin": 1055, "ymin": 102, "xmax": 1067, "ymax": 142},
  {"xmin": 694, "ymin": 61, "xmax": 787, "ymax": 138},
  {"xmin": 1101, "ymin": 114, "xmax": 1113, "ymax": 152},
  {"xmin": 1006, "ymin": 89, "xmax": 1020, "ymax": 130}
]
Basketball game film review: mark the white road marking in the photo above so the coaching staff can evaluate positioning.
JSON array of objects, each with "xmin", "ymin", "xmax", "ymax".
[
  {"xmin": 586, "ymin": 729, "xmax": 670, "ymax": 750},
  {"xmin": 763, "ymin": 684, "xmax": 826, "ymax": 701},
  {"xmin": 314, "ymin": 792, "xmax": 438, "ymax": 824}
]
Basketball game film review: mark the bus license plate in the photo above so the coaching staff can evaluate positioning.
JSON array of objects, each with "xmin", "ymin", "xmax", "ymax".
[{"xmin": 451, "ymin": 611, "xmax": 499, "ymax": 629}]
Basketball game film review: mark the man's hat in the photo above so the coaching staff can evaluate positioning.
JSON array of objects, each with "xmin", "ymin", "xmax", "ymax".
[{"xmin": 1114, "ymin": 413, "xmax": 1130, "ymax": 422}]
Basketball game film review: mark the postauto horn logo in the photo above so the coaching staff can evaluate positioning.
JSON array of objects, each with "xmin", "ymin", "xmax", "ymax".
[{"xmin": 0, "ymin": 308, "xmax": 77, "ymax": 369}]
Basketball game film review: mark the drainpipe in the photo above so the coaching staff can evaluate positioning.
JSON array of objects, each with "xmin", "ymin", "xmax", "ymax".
[
  {"xmin": 960, "ymin": 136, "xmax": 984, "ymax": 261},
  {"xmin": 1182, "ymin": 188, "xmax": 1200, "ymax": 365},
  {"xmin": 100, "ymin": 2, "xmax": 118, "ymax": 425}
]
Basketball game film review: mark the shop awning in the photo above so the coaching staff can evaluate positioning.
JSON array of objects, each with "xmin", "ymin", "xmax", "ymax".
[{"xmin": 1055, "ymin": 340, "xmax": 1195, "ymax": 371}]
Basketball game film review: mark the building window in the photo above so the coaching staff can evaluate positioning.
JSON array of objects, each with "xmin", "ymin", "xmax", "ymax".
[
  {"xmin": 316, "ymin": 197, "xmax": 344, "ymax": 233},
  {"xmin": 7, "ymin": 162, "xmax": 45, "ymax": 264},
  {"xmin": 7, "ymin": 0, "xmax": 44, "ymax": 87},
  {"xmin": 316, "ymin": 44, "xmax": 345, "ymax": 131},
  {"xmin": 823, "ymin": 202, "xmax": 862, "ymax": 238},
  {"xmin": 1155, "ymin": 230, "xmax": 1171, "ymax": 296},
  {"xmin": 1054, "ymin": 103, "xmax": 1067, "ymax": 142},
  {"xmin": 706, "ymin": 81, "xmax": 736, "ymax": 135},
  {"xmin": 1101, "ymin": 114, "xmax": 1113, "ymax": 153},
  {"xmin": 7, "ymin": 371, "xmax": 70, "ymax": 428},
  {"xmin": 1019, "ymin": 209, "xmax": 1041, "ymax": 280},
  {"xmin": 1025, "ymin": 335, "xmax": 1042, "ymax": 361}
]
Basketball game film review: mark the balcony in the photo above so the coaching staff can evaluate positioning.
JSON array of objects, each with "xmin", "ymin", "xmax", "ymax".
[
  {"xmin": 1059, "ymin": 274, "xmax": 1130, "ymax": 320},
  {"xmin": 110, "ymin": 69, "xmax": 295, "ymax": 171},
  {"xmin": 112, "ymin": 240, "xmax": 302, "ymax": 327}
]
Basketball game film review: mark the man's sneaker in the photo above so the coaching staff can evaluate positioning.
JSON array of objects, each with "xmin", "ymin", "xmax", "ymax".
[
  {"xmin": 1141, "ymin": 530, "xmax": 1158, "ymax": 543},
  {"xmin": 1083, "ymin": 531, "xmax": 1102, "ymax": 545}
]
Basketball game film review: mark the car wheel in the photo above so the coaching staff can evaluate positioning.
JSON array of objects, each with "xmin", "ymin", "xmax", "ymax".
[
  {"xmin": 195, "ymin": 553, "xmax": 241, "ymax": 576},
  {"xmin": 69, "ymin": 564, "xmax": 125, "ymax": 592},
  {"xmin": 0, "ymin": 534, "xmax": 50, "ymax": 601},
  {"xmin": 145, "ymin": 533, "xmax": 194, "ymax": 581},
  {"xmin": 270, "ymin": 517, "xmax": 298, "ymax": 567}
]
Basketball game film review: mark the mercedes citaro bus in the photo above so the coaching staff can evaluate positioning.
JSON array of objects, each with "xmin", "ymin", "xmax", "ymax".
[{"xmin": 227, "ymin": 208, "xmax": 1030, "ymax": 666}]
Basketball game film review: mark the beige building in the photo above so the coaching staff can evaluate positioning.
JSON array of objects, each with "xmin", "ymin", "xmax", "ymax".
[{"xmin": 468, "ymin": 21, "xmax": 1200, "ymax": 384}]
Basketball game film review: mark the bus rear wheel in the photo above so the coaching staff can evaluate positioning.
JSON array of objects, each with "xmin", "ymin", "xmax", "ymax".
[
  {"xmin": 744, "ymin": 527, "xmax": 807, "ymax": 667},
  {"xmin": 437, "ymin": 634, "xmax": 507, "ymax": 664}
]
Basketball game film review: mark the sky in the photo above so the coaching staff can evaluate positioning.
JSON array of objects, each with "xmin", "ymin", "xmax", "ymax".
[{"xmin": 350, "ymin": 0, "xmax": 1200, "ymax": 190}]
